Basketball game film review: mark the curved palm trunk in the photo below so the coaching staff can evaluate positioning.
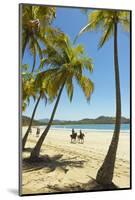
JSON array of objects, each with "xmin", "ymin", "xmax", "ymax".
[
  {"xmin": 22, "ymin": 94, "xmax": 42, "ymax": 150},
  {"xmin": 96, "ymin": 21, "xmax": 121, "ymax": 185},
  {"xmin": 31, "ymin": 47, "xmax": 36, "ymax": 73},
  {"xmin": 22, "ymin": 34, "xmax": 29, "ymax": 59},
  {"xmin": 29, "ymin": 83, "xmax": 65, "ymax": 161}
]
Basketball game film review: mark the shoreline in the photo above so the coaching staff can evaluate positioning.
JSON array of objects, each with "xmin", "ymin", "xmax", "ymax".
[{"xmin": 26, "ymin": 125, "xmax": 130, "ymax": 133}]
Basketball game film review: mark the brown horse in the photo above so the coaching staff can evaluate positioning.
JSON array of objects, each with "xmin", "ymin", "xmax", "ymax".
[
  {"xmin": 78, "ymin": 131, "xmax": 85, "ymax": 144},
  {"xmin": 70, "ymin": 132, "xmax": 77, "ymax": 143}
]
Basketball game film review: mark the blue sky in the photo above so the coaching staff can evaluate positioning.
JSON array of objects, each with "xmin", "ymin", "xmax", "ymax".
[{"xmin": 23, "ymin": 7, "xmax": 130, "ymax": 120}]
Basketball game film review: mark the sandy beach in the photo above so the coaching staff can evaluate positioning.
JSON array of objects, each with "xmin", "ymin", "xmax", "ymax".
[{"xmin": 22, "ymin": 126, "xmax": 130, "ymax": 195}]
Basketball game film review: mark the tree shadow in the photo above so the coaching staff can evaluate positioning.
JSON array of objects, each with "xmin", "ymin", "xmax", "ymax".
[
  {"xmin": 23, "ymin": 147, "xmax": 33, "ymax": 152},
  {"xmin": 23, "ymin": 154, "xmax": 86, "ymax": 174},
  {"xmin": 82, "ymin": 177, "xmax": 119, "ymax": 191},
  {"xmin": 46, "ymin": 177, "xmax": 119, "ymax": 193}
]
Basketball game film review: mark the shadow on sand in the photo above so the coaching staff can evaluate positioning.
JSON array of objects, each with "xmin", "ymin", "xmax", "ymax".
[
  {"xmin": 23, "ymin": 147, "xmax": 33, "ymax": 152},
  {"xmin": 46, "ymin": 177, "xmax": 118, "ymax": 193},
  {"xmin": 23, "ymin": 154, "xmax": 118, "ymax": 193},
  {"xmin": 23, "ymin": 154, "xmax": 86, "ymax": 174}
]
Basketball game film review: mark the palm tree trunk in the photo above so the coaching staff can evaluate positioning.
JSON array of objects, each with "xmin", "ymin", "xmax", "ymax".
[
  {"xmin": 96, "ymin": 20, "xmax": 121, "ymax": 185},
  {"xmin": 22, "ymin": 93, "xmax": 42, "ymax": 150},
  {"xmin": 22, "ymin": 33, "xmax": 29, "ymax": 59},
  {"xmin": 29, "ymin": 83, "xmax": 65, "ymax": 161},
  {"xmin": 31, "ymin": 46, "xmax": 36, "ymax": 73}
]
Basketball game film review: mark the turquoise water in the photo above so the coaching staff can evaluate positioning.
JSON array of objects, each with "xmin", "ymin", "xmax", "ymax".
[{"xmin": 51, "ymin": 123, "xmax": 130, "ymax": 132}]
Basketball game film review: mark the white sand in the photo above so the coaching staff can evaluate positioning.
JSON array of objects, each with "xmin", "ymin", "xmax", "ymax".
[{"xmin": 22, "ymin": 126, "xmax": 130, "ymax": 194}]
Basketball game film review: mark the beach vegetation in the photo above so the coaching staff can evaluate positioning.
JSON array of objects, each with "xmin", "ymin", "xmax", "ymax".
[
  {"xmin": 29, "ymin": 31, "xmax": 94, "ymax": 161},
  {"xmin": 76, "ymin": 10, "xmax": 130, "ymax": 185}
]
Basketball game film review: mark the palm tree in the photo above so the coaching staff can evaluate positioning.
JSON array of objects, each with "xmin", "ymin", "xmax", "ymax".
[
  {"xmin": 21, "ymin": 4, "xmax": 56, "ymax": 71},
  {"xmin": 75, "ymin": 10, "xmax": 130, "ymax": 185},
  {"xmin": 21, "ymin": 5, "xmax": 56, "ymax": 148},
  {"xmin": 22, "ymin": 67, "xmax": 60, "ymax": 150},
  {"xmin": 22, "ymin": 29, "xmax": 72, "ymax": 150},
  {"xmin": 29, "ymin": 32, "xmax": 94, "ymax": 161},
  {"xmin": 22, "ymin": 69, "xmax": 41, "ymax": 150},
  {"xmin": 22, "ymin": 93, "xmax": 42, "ymax": 150},
  {"xmin": 22, "ymin": 30, "xmax": 71, "ymax": 149}
]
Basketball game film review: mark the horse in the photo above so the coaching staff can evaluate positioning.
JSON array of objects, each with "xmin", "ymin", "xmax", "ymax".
[
  {"xmin": 78, "ymin": 132, "xmax": 85, "ymax": 144},
  {"xmin": 70, "ymin": 132, "xmax": 77, "ymax": 143}
]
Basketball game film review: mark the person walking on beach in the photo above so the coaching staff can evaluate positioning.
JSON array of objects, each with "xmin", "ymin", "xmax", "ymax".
[
  {"xmin": 36, "ymin": 127, "xmax": 40, "ymax": 137},
  {"xmin": 30, "ymin": 128, "xmax": 32, "ymax": 134}
]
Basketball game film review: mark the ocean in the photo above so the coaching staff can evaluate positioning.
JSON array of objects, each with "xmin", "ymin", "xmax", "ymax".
[{"xmin": 51, "ymin": 123, "xmax": 130, "ymax": 132}]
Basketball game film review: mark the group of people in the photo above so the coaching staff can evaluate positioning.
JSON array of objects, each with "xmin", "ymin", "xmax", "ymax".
[
  {"xmin": 29, "ymin": 127, "xmax": 40, "ymax": 137},
  {"xmin": 70, "ymin": 128, "xmax": 85, "ymax": 144},
  {"xmin": 29, "ymin": 127, "xmax": 85, "ymax": 143}
]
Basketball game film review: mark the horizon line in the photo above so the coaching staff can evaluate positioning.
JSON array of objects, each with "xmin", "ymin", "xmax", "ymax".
[{"xmin": 23, "ymin": 115, "xmax": 130, "ymax": 121}]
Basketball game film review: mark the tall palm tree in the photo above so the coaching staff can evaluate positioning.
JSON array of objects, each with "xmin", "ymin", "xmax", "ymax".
[
  {"xmin": 22, "ymin": 69, "xmax": 41, "ymax": 150},
  {"xmin": 75, "ymin": 10, "xmax": 130, "ymax": 185},
  {"xmin": 22, "ymin": 67, "xmax": 60, "ymax": 150},
  {"xmin": 29, "ymin": 32, "xmax": 94, "ymax": 161},
  {"xmin": 21, "ymin": 4, "xmax": 56, "ymax": 148},
  {"xmin": 22, "ymin": 30, "xmax": 71, "ymax": 149},
  {"xmin": 22, "ymin": 93, "xmax": 42, "ymax": 150},
  {"xmin": 21, "ymin": 4, "xmax": 56, "ymax": 71}
]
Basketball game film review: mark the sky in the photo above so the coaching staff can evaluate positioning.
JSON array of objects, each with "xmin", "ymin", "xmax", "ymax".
[{"xmin": 23, "ymin": 7, "xmax": 130, "ymax": 121}]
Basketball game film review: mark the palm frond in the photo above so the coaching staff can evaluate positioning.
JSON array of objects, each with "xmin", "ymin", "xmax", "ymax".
[
  {"xmin": 118, "ymin": 11, "xmax": 130, "ymax": 32},
  {"xmin": 65, "ymin": 78, "xmax": 74, "ymax": 102},
  {"xmin": 74, "ymin": 23, "xmax": 91, "ymax": 44},
  {"xmin": 76, "ymin": 75, "xmax": 94, "ymax": 102},
  {"xmin": 98, "ymin": 22, "xmax": 114, "ymax": 48}
]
